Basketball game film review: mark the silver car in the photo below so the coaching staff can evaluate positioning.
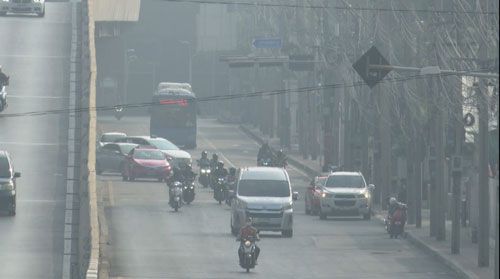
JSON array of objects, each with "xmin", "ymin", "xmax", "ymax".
[
  {"xmin": 98, "ymin": 132, "xmax": 127, "ymax": 147},
  {"xmin": 231, "ymin": 167, "xmax": 296, "ymax": 237},
  {"xmin": 319, "ymin": 171, "xmax": 375, "ymax": 220}
]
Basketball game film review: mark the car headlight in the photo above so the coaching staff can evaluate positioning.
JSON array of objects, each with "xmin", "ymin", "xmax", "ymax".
[
  {"xmin": 357, "ymin": 192, "xmax": 369, "ymax": 199},
  {"xmin": 321, "ymin": 192, "xmax": 333, "ymax": 198},
  {"xmin": 283, "ymin": 201, "xmax": 293, "ymax": 211},
  {"xmin": 0, "ymin": 181, "xmax": 14, "ymax": 191}
]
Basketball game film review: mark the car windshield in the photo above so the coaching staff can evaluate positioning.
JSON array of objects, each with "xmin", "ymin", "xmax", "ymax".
[
  {"xmin": 0, "ymin": 157, "xmax": 12, "ymax": 178},
  {"xmin": 149, "ymin": 138, "xmax": 179, "ymax": 150},
  {"xmin": 316, "ymin": 177, "xmax": 327, "ymax": 186},
  {"xmin": 238, "ymin": 180, "xmax": 290, "ymax": 197},
  {"xmin": 325, "ymin": 175, "xmax": 364, "ymax": 188},
  {"xmin": 133, "ymin": 149, "xmax": 165, "ymax": 160},
  {"xmin": 101, "ymin": 134, "xmax": 125, "ymax": 142}
]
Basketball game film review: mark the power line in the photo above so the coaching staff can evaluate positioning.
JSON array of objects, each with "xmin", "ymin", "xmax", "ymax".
[
  {"xmin": 0, "ymin": 72, "xmax": 468, "ymax": 119},
  {"xmin": 160, "ymin": 0, "xmax": 498, "ymax": 15}
]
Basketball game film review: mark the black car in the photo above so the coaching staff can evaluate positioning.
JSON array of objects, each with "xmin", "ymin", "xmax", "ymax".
[
  {"xmin": 96, "ymin": 143, "xmax": 138, "ymax": 174},
  {"xmin": 0, "ymin": 150, "xmax": 21, "ymax": 216}
]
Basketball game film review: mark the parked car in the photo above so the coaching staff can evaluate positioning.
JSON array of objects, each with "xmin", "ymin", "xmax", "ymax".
[
  {"xmin": 0, "ymin": 0, "xmax": 45, "ymax": 17},
  {"xmin": 98, "ymin": 132, "xmax": 127, "ymax": 147},
  {"xmin": 305, "ymin": 175, "xmax": 328, "ymax": 215},
  {"xmin": 0, "ymin": 150, "xmax": 21, "ymax": 216},
  {"xmin": 318, "ymin": 171, "xmax": 375, "ymax": 220},
  {"xmin": 96, "ymin": 143, "xmax": 138, "ymax": 174},
  {"xmin": 115, "ymin": 136, "xmax": 191, "ymax": 168},
  {"xmin": 121, "ymin": 145, "xmax": 172, "ymax": 182}
]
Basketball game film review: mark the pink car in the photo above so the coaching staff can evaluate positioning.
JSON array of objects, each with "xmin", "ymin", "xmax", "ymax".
[{"xmin": 122, "ymin": 146, "xmax": 172, "ymax": 182}]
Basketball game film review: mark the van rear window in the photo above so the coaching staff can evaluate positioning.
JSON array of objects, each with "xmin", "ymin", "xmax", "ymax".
[{"xmin": 238, "ymin": 180, "xmax": 290, "ymax": 197}]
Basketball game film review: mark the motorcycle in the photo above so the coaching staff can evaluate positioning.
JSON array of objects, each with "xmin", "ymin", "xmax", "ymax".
[
  {"xmin": 258, "ymin": 157, "xmax": 273, "ymax": 167},
  {"xmin": 237, "ymin": 237, "xmax": 259, "ymax": 273},
  {"xmin": 385, "ymin": 205, "xmax": 407, "ymax": 238},
  {"xmin": 213, "ymin": 177, "xmax": 226, "ymax": 204},
  {"xmin": 182, "ymin": 178, "xmax": 196, "ymax": 204},
  {"xmin": 170, "ymin": 181, "xmax": 183, "ymax": 212},
  {"xmin": 0, "ymin": 77, "xmax": 9, "ymax": 112},
  {"xmin": 225, "ymin": 177, "xmax": 236, "ymax": 206},
  {"xmin": 114, "ymin": 105, "xmax": 124, "ymax": 120},
  {"xmin": 198, "ymin": 164, "xmax": 211, "ymax": 188}
]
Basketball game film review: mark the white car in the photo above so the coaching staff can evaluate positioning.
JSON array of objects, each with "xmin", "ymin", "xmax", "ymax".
[
  {"xmin": 0, "ymin": 0, "xmax": 45, "ymax": 17},
  {"xmin": 319, "ymin": 171, "xmax": 375, "ymax": 220}
]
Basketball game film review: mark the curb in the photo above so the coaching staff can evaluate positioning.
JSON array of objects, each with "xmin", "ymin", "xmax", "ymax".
[
  {"xmin": 372, "ymin": 209, "xmax": 476, "ymax": 279},
  {"xmin": 238, "ymin": 125, "xmax": 320, "ymax": 178}
]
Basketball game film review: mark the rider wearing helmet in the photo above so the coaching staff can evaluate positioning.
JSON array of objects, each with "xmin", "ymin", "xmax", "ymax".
[
  {"xmin": 210, "ymin": 153, "xmax": 219, "ymax": 171},
  {"xmin": 273, "ymin": 149, "xmax": 287, "ymax": 168},
  {"xmin": 257, "ymin": 141, "xmax": 273, "ymax": 165},
  {"xmin": 213, "ymin": 161, "xmax": 228, "ymax": 179},
  {"xmin": 198, "ymin": 150, "xmax": 210, "ymax": 168},
  {"xmin": 237, "ymin": 217, "xmax": 260, "ymax": 264}
]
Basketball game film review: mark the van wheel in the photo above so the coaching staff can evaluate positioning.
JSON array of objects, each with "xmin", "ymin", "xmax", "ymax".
[
  {"xmin": 363, "ymin": 208, "xmax": 372, "ymax": 220},
  {"xmin": 9, "ymin": 202, "xmax": 16, "ymax": 216}
]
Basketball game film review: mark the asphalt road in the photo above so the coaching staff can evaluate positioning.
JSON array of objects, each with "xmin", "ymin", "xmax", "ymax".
[
  {"xmin": 0, "ymin": 3, "xmax": 72, "ymax": 278},
  {"xmin": 98, "ymin": 117, "xmax": 458, "ymax": 279}
]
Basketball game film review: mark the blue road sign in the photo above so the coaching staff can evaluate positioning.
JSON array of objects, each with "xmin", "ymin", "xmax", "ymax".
[{"xmin": 252, "ymin": 38, "xmax": 282, "ymax": 49}]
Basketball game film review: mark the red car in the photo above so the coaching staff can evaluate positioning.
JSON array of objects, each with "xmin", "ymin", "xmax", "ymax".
[
  {"xmin": 305, "ymin": 175, "xmax": 328, "ymax": 215},
  {"xmin": 122, "ymin": 146, "xmax": 172, "ymax": 182}
]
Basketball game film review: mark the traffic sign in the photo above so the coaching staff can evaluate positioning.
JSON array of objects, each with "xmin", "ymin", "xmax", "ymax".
[
  {"xmin": 252, "ymin": 37, "xmax": 282, "ymax": 49},
  {"xmin": 353, "ymin": 46, "xmax": 391, "ymax": 88}
]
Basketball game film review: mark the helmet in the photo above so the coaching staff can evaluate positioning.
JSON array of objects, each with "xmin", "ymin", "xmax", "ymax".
[
  {"xmin": 277, "ymin": 149, "xmax": 283, "ymax": 155},
  {"xmin": 217, "ymin": 161, "xmax": 224, "ymax": 168},
  {"xmin": 212, "ymin": 153, "xmax": 218, "ymax": 160},
  {"xmin": 246, "ymin": 216, "xmax": 253, "ymax": 224},
  {"xmin": 201, "ymin": 150, "xmax": 208, "ymax": 158},
  {"xmin": 229, "ymin": 167, "xmax": 236, "ymax": 175},
  {"xmin": 389, "ymin": 197, "xmax": 397, "ymax": 205}
]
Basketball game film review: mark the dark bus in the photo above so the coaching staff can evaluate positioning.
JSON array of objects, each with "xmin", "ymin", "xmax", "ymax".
[{"xmin": 150, "ymin": 87, "xmax": 197, "ymax": 149}]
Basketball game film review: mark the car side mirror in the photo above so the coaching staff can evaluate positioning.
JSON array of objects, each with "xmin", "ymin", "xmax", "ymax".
[
  {"xmin": 368, "ymin": 184, "xmax": 375, "ymax": 191},
  {"xmin": 292, "ymin": 191, "xmax": 299, "ymax": 201},
  {"xmin": 14, "ymin": 172, "xmax": 21, "ymax": 178}
]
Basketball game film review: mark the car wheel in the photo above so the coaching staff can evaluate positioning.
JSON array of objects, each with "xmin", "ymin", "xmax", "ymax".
[
  {"xmin": 282, "ymin": 229, "xmax": 293, "ymax": 237},
  {"xmin": 363, "ymin": 208, "xmax": 372, "ymax": 220},
  {"xmin": 38, "ymin": 11, "xmax": 45, "ymax": 17},
  {"xmin": 9, "ymin": 201, "xmax": 16, "ymax": 216}
]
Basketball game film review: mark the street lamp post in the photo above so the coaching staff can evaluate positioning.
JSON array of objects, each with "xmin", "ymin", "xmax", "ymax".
[{"xmin": 180, "ymin": 40, "xmax": 192, "ymax": 84}]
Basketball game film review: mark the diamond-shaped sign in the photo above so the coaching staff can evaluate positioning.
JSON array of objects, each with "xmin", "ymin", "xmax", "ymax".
[{"xmin": 353, "ymin": 46, "xmax": 391, "ymax": 88}]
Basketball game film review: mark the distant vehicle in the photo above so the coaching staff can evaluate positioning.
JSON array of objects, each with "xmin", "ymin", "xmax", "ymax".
[
  {"xmin": 305, "ymin": 175, "xmax": 327, "ymax": 215},
  {"xmin": 0, "ymin": 0, "xmax": 45, "ymax": 17},
  {"xmin": 96, "ymin": 143, "xmax": 138, "ymax": 174},
  {"xmin": 231, "ymin": 167, "xmax": 298, "ymax": 237},
  {"xmin": 114, "ymin": 136, "xmax": 192, "ymax": 168},
  {"xmin": 121, "ymin": 146, "xmax": 172, "ymax": 182},
  {"xmin": 98, "ymin": 132, "xmax": 127, "ymax": 147},
  {"xmin": 318, "ymin": 171, "xmax": 375, "ymax": 220},
  {"xmin": 0, "ymin": 150, "xmax": 21, "ymax": 216},
  {"xmin": 150, "ymin": 85, "xmax": 197, "ymax": 149},
  {"xmin": 0, "ymin": 76, "xmax": 9, "ymax": 112}
]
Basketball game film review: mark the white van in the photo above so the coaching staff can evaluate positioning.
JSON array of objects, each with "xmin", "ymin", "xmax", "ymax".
[{"xmin": 230, "ymin": 167, "xmax": 297, "ymax": 237}]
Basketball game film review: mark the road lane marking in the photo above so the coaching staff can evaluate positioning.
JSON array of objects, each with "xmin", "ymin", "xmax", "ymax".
[
  {"xmin": 199, "ymin": 134, "xmax": 236, "ymax": 168},
  {"xmin": 108, "ymin": 180, "xmax": 115, "ymax": 207},
  {"xmin": 0, "ymin": 54, "xmax": 68, "ymax": 59},
  {"xmin": 0, "ymin": 141, "xmax": 64, "ymax": 146},
  {"xmin": 8, "ymin": 95, "xmax": 69, "ymax": 100}
]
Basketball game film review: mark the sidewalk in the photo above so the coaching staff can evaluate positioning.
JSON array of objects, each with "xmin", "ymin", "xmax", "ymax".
[{"xmin": 239, "ymin": 123, "xmax": 496, "ymax": 279}]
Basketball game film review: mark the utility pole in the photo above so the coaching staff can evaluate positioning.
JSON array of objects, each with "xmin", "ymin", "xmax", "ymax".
[
  {"xmin": 478, "ymin": 0, "xmax": 490, "ymax": 267},
  {"xmin": 435, "ymin": 77, "xmax": 447, "ymax": 241},
  {"xmin": 451, "ymin": 80, "xmax": 464, "ymax": 253},
  {"xmin": 379, "ymin": 86, "xmax": 391, "ymax": 209}
]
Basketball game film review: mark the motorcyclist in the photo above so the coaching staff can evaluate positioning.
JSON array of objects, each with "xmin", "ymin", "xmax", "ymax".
[
  {"xmin": 213, "ymin": 161, "xmax": 228, "ymax": 179},
  {"xmin": 0, "ymin": 66, "xmax": 9, "ymax": 86},
  {"xmin": 198, "ymin": 150, "xmax": 210, "ymax": 168},
  {"xmin": 257, "ymin": 142, "xmax": 274, "ymax": 164},
  {"xmin": 210, "ymin": 153, "xmax": 219, "ymax": 171},
  {"xmin": 237, "ymin": 217, "xmax": 260, "ymax": 265},
  {"xmin": 273, "ymin": 149, "xmax": 287, "ymax": 168},
  {"xmin": 387, "ymin": 197, "xmax": 407, "ymax": 226},
  {"xmin": 227, "ymin": 167, "xmax": 237, "ymax": 188},
  {"xmin": 179, "ymin": 163, "xmax": 196, "ymax": 183},
  {"xmin": 167, "ymin": 166, "xmax": 183, "ymax": 205}
]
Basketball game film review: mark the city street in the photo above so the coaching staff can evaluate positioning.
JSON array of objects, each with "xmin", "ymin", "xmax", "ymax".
[
  {"xmin": 98, "ymin": 117, "xmax": 459, "ymax": 279},
  {"xmin": 0, "ymin": 2, "xmax": 72, "ymax": 279}
]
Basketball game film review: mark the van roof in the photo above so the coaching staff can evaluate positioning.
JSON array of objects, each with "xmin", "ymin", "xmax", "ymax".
[{"xmin": 240, "ymin": 167, "xmax": 288, "ymax": 181}]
